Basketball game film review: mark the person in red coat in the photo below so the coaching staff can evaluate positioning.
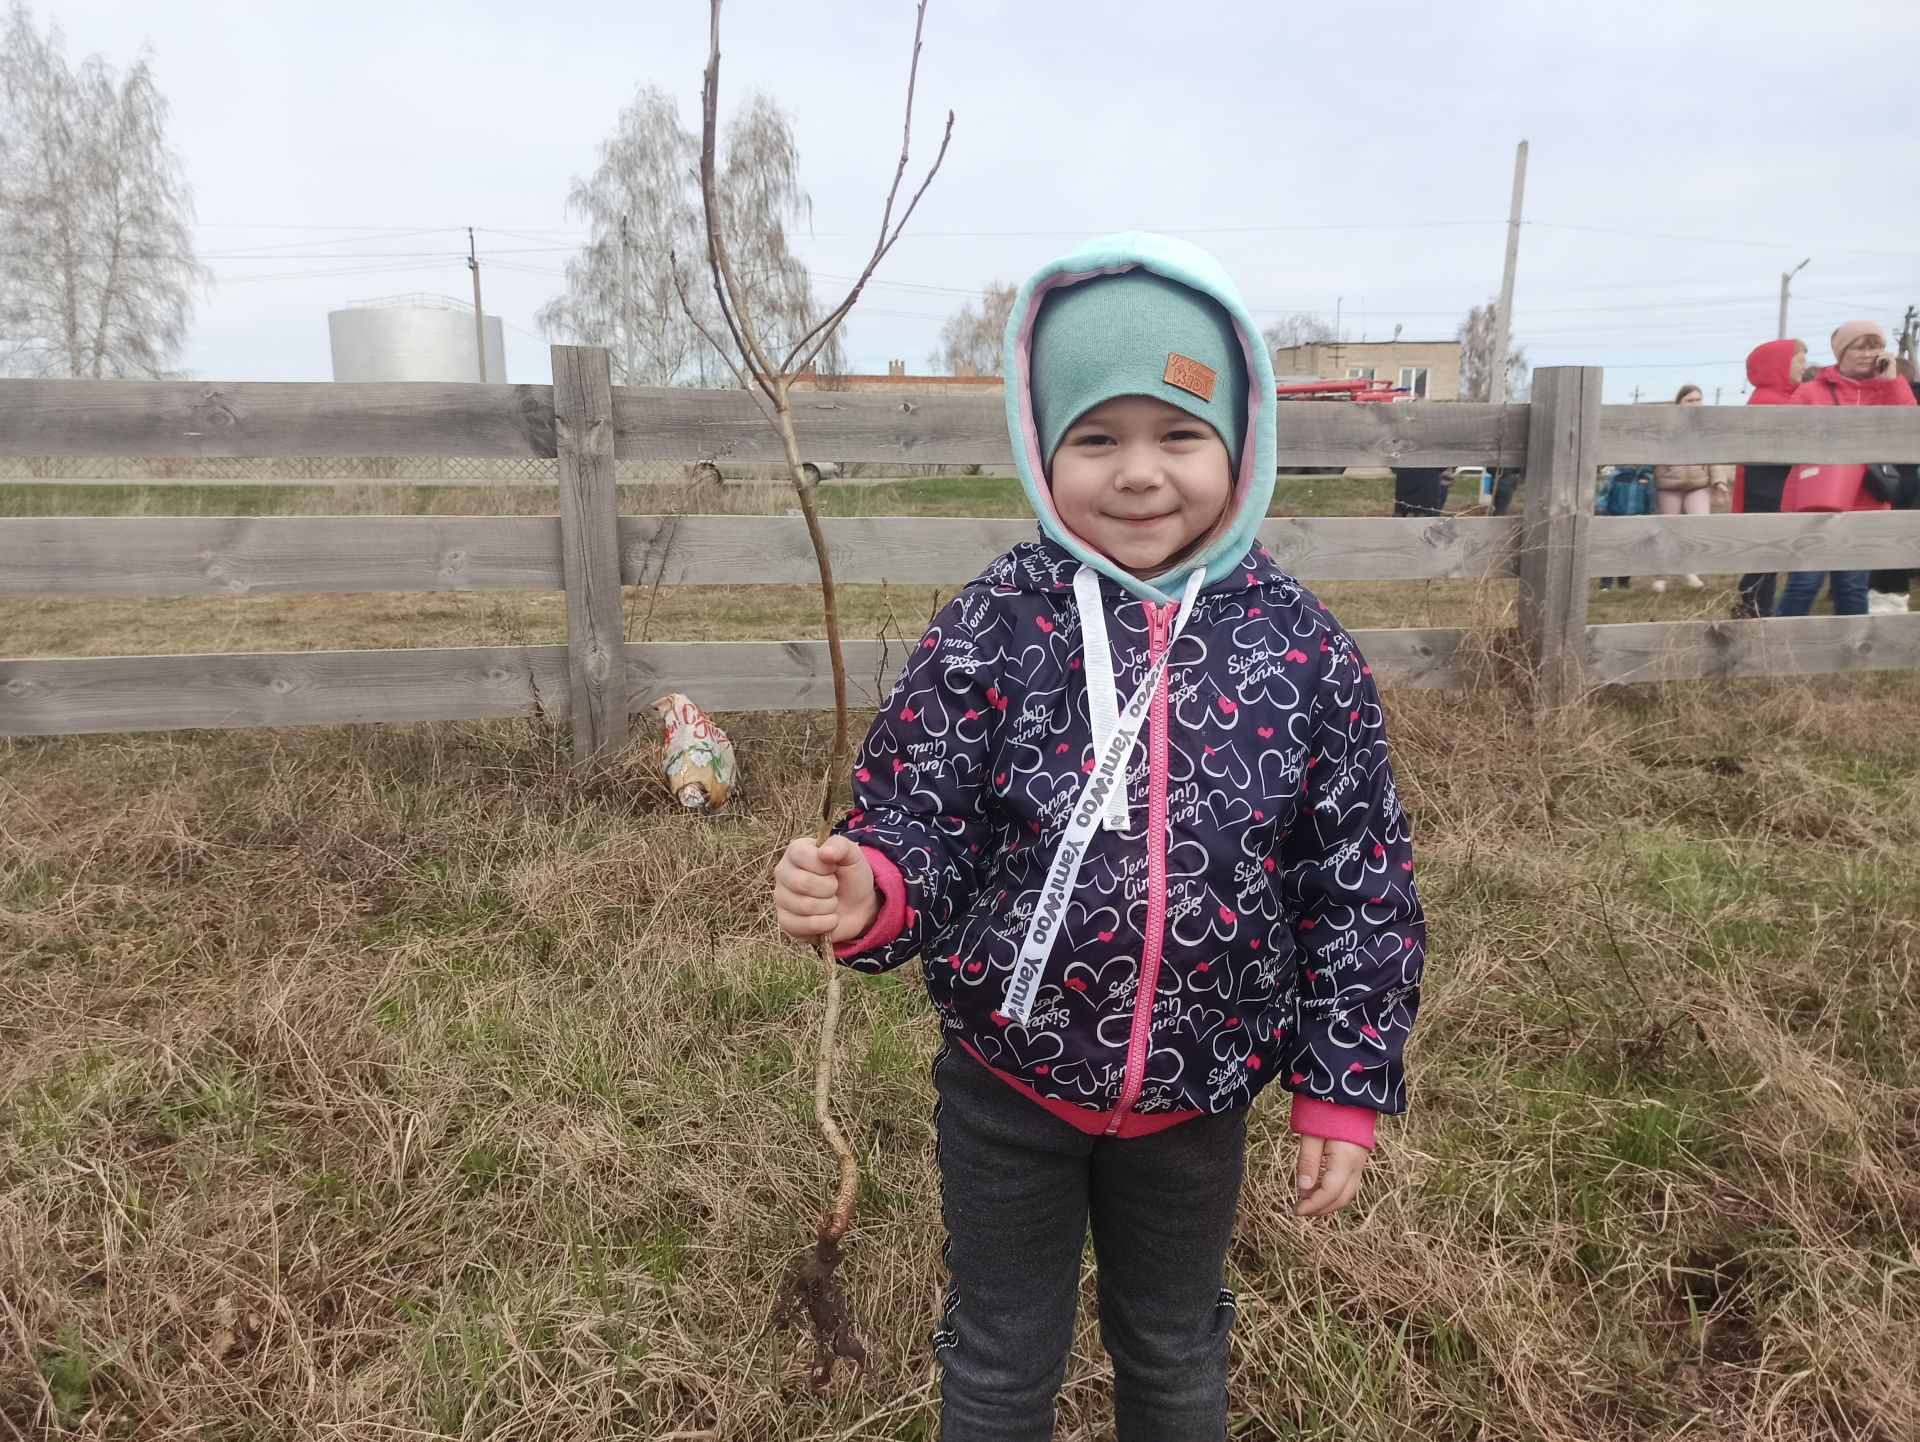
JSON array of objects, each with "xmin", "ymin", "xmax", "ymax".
[
  {"xmin": 1731, "ymin": 338, "xmax": 1806, "ymax": 617},
  {"xmin": 1776, "ymin": 321, "xmax": 1917, "ymax": 617}
]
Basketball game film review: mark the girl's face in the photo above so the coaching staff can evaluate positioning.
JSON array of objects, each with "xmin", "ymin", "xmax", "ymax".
[
  {"xmin": 1789, "ymin": 344, "xmax": 1808, "ymax": 385},
  {"xmin": 1838, "ymin": 335, "xmax": 1887, "ymax": 381},
  {"xmin": 1049, "ymin": 395, "xmax": 1233, "ymax": 580},
  {"xmin": 1678, "ymin": 389, "xmax": 1704, "ymax": 406}
]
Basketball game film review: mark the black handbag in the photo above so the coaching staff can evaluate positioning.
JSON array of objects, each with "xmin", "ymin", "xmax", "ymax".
[
  {"xmin": 1863, "ymin": 463, "xmax": 1905, "ymax": 505},
  {"xmin": 1824, "ymin": 382, "xmax": 1912, "ymax": 505}
]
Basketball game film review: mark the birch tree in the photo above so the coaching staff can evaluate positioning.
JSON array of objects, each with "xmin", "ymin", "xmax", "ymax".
[
  {"xmin": 931, "ymin": 279, "xmax": 1014, "ymax": 374},
  {"xmin": 1261, "ymin": 311, "xmax": 1336, "ymax": 351},
  {"xmin": 1457, "ymin": 297, "xmax": 1530, "ymax": 402},
  {"xmin": 0, "ymin": 3, "xmax": 204, "ymax": 378},
  {"xmin": 539, "ymin": 84, "xmax": 843, "ymax": 386}
]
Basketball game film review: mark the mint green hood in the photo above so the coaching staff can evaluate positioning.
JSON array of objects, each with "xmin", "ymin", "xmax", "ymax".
[{"xmin": 1002, "ymin": 232, "xmax": 1277, "ymax": 604}]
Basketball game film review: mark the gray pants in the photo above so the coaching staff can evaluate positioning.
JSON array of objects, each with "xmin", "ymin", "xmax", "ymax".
[{"xmin": 932, "ymin": 1045, "xmax": 1249, "ymax": 1441}]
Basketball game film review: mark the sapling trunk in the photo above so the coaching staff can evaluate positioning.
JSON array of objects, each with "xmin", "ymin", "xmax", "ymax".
[
  {"xmin": 679, "ymin": 0, "xmax": 950, "ymax": 1387},
  {"xmin": 768, "ymin": 382, "xmax": 866, "ymax": 1384}
]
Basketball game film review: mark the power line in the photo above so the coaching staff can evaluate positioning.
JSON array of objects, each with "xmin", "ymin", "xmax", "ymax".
[
  {"xmin": 186, "ymin": 226, "xmax": 464, "ymax": 256},
  {"xmin": 192, "ymin": 212, "xmax": 1919, "ymax": 259},
  {"xmin": 1527, "ymin": 220, "xmax": 1918, "ymax": 261},
  {"xmin": 4, "ymin": 245, "xmax": 576, "ymax": 261},
  {"xmin": 193, "ymin": 221, "xmax": 470, "ymax": 232},
  {"xmin": 1593, "ymin": 359, "xmax": 1742, "ymax": 369},
  {"xmin": 215, "ymin": 260, "xmax": 455, "ymax": 284}
]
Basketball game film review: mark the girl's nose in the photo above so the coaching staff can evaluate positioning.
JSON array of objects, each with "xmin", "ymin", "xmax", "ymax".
[{"xmin": 1114, "ymin": 445, "xmax": 1162, "ymax": 488}]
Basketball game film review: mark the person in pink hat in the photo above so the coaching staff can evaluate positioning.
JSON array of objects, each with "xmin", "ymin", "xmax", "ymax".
[{"xmin": 1776, "ymin": 321, "xmax": 1917, "ymax": 616}]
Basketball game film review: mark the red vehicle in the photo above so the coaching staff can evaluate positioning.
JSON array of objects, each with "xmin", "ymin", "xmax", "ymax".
[
  {"xmin": 1273, "ymin": 378, "xmax": 1415, "ymax": 403},
  {"xmin": 1272, "ymin": 378, "xmax": 1417, "ymax": 473}
]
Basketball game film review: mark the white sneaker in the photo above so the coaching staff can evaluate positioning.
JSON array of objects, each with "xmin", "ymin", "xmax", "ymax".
[
  {"xmin": 1651, "ymin": 578, "xmax": 1668, "ymax": 593},
  {"xmin": 1683, "ymin": 574, "xmax": 1705, "ymax": 590},
  {"xmin": 1866, "ymin": 590, "xmax": 1911, "ymax": 614}
]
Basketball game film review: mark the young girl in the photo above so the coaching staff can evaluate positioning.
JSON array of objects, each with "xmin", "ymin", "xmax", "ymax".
[{"xmin": 773, "ymin": 233, "xmax": 1426, "ymax": 1440}]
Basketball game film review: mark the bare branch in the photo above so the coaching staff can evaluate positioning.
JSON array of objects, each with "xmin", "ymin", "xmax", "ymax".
[
  {"xmin": 786, "ymin": 108, "xmax": 953, "ymax": 379},
  {"xmin": 782, "ymin": 1, "xmax": 953, "ymax": 375},
  {"xmin": 698, "ymin": 0, "xmax": 780, "ymax": 398},
  {"xmin": 668, "ymin": 247, "xmax": 774, "ymax": 426}
]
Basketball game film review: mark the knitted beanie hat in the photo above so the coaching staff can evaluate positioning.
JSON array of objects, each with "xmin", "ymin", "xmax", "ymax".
[
  {"xmin": 1831, "ymin": 319, "xmax": 1886, "ymax": 361},
  {"xmin": 1029, "ymin": 270, "xmax": 1249, "ymax": 474}
]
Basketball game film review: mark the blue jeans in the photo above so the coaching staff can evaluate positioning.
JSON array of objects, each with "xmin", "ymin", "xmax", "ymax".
[{"xmin": 1776, "ymin": 570, "xmax": 1870, "ymax": 616}]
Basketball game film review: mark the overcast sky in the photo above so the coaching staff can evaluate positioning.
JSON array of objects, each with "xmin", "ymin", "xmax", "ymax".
[{"xmin": 27, "ymin": 0, "xmax": 1920, "ymax": 403}]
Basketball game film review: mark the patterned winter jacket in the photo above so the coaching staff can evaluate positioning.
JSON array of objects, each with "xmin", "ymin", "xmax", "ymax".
[{"xmin": 831, "ymin": 536, "xmax": 1425, "ymax": 1148}]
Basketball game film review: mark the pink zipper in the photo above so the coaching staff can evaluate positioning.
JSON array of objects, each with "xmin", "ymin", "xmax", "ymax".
[{"xmin": 1106, "ymin": 598, "xmax": 1175, "ymax": 1133}]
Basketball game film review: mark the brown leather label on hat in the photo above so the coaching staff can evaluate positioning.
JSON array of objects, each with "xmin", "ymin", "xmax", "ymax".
[{"xmin": 1164, "ymin": 353, "xmax": 1217, "ymax": 401}]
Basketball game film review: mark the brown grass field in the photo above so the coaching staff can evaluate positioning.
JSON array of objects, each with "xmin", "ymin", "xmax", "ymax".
[{"xmin": 3, "ymin": 474, "xmax": 1917, "ymax": 1439}]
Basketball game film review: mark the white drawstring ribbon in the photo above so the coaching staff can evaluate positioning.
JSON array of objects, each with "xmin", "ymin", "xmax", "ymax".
[
  {"xmin": 1003, "ymin": 567, "xmax": 1205, "ymax": 1024},
  {"xmin": 1072, "ymin": 566, "xmax": 1131, "ymax": 832}
]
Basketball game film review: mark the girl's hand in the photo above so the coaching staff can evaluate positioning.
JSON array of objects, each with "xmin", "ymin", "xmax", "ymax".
[
  {"xmin": 774, "ymin": 835, "xmax": 879, "ymax": 945},
  {"xmin": 1293, "ymin": 1135, "xmax": 1369, "ymax": 1219}
]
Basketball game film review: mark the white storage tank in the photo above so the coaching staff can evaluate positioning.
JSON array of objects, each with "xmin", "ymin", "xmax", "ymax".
[{"xmin": 329, "ymin": 294, "xmax": 507, "ymax": 383}]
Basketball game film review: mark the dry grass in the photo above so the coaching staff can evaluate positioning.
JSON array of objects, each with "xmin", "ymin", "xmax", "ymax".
[
  {"xmin": 3, "ymin": 478, "xmax": 1918, "ymax": 1439},
  {"xmin": 5, "ymin": 684, "xmax": 1918, "ymax": 1439}
]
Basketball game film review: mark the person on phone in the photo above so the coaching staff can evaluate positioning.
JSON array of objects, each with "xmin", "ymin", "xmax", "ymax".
[{"xmin": 1776, "ymin": 321, "xmax": 1917, "ymax": 617}]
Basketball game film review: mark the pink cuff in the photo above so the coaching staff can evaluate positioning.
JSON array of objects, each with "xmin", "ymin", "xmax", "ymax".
[
  {"xmin": 1288, "ymin": 1094, "xmax": 1377, "ymax": 1150},
  {"xmin": 833, "ymin": 846, "xmax": 909, "ymax": 959}
]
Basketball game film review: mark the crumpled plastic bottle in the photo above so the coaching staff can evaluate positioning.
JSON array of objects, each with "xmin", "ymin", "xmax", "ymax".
[{"xmin": 650, "ymin": 693, "xmax": 737, "ymax": 812}]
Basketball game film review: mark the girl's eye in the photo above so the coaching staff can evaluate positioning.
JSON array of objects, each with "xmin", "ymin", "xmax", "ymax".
[
  {"xmin": 1165, "ymin": 429, "xmax": 1205, "ymax": 442},
  {"xmin": 1071, "ymin": 433, "xmax": 1114, "ymax": 446}
]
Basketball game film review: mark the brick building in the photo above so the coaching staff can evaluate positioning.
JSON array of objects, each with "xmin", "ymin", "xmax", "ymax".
[
  {"xmin": 1269, "ymin": 340, "xmax": 1462, "ymax": 401},
  {"xmin": 791, "ymin": 361, "xmax": 1005, "ymax": 397}
]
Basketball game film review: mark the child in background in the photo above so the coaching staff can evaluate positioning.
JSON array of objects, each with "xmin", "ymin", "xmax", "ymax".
[
  {"xmin": 1596, "ymin": 464, "xmax": 1655, "ymax": 590},
  {"xmin": 1650, "ymin": 385, "xmax": 1732, "ymax": 592},
  {"xmin": 773, "ymin": 233, "xmax": 1426, "ymax": 1441}
]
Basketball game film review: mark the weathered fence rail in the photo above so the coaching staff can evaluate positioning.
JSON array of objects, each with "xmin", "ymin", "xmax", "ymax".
[{"xmin": 4, "ymin": 351, "xmax": 1920, "ymax": 761}]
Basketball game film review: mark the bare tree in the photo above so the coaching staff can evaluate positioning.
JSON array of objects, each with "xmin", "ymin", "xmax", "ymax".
[
  {"xmin": 536, "ymin": 87, "xmax": 707, "ymax": 387},
  {"xmin": 1457, "ymin": 297, "xmax": 1530, "ymax": 402},
  {"xmin": 718, "ymin": 91, "xmax": 845, "ymax": 380},
  {"xmin": 1261, "ymin": 311, "xmax": 1336, "ymax": 352},
  {"xmin": 0, "ymin": 3, "xmax": 204, "ymax": 378},
  {"xmin": 931, "ymin": 279, "xmax": 1014, "ymax": 374},
  {"xmin": 538, "ymin": 84, "xmax": 842, "ymax": 386},
  {"xmin": 675, "ymin": 0, "xmax": 949, "ymax": 1387}
]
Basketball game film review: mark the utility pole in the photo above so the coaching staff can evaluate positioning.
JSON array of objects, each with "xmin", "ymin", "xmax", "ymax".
[
  {"xmin": 1898, "ymin": 305, "xmax": 1917, "ymax": 369},
  {"xmin": 467, "ymin": 227, "xmax": 488, "ymax": 382},
  {"xmin": 1489, "ymin": 139, "xmax": 1528, "ymax": 406},
  {"xmin": 1778, "ymin": 258, "xmax": 1809, "ymax": 341},
  {"xmin": 1714, "ymin": 387, "xmax": 1722, "ymax": 405},
  {"xmin": 1631, "ymin": 385, "xmax": 1642, "ymax": 404},
  {"xmin": 619, "ymin": 213, "xmax": 636, "ymax": 385}
]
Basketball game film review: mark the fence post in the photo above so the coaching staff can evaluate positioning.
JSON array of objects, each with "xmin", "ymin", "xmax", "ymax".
[
  {"xmin": 551, "ymin": 345, "xmax": 628, "ymax": 766},
  {"xmin": 1516, "ymin": 365, "xmax": 1601, "ymax": 707}
]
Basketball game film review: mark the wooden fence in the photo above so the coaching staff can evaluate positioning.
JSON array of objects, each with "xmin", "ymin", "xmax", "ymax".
[{"xmin": 4, "ymin": 349, "xmax": 1920, "ymax": 764}]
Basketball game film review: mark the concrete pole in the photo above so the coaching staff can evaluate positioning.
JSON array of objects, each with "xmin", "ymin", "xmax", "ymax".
[
  {"xmin": 1778, "ymin": 258, "xmax": 1809, "ymax": 341},
  {"xmin": 1489, "ymin": 140, "xmax": 1528, "ymax": 406},
  {"xmin": 467, "ymin": 228, "xmax": 488, "ymax": 382}
]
